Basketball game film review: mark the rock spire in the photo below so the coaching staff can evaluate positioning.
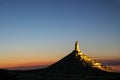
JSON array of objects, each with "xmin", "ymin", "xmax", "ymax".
[
  {"xmin": 47, "ymin": 41, "xmax": 114, "ymax": 73},
  {"xmin": 75, "ymin": 41, "xmax": 81, "ymax": 53}
]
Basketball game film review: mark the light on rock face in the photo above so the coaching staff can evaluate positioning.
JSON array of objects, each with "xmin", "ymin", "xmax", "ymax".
[{"xmin": 75, "ymin": 41, "xmax": 81, "ymax": 53}]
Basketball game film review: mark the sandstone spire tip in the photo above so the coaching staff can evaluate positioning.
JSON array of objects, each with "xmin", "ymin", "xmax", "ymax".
[{"xmin": 75, "ymin": 41, "xmax": 81, "ymax": 52}]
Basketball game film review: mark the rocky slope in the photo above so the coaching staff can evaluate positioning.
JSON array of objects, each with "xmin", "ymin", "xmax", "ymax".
[{"xmin": 47, "ymin": 41, "xmax": 114, "ymax": 73}]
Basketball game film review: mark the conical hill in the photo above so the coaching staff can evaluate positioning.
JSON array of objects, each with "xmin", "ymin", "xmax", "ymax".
[{"xmin": 46, "ymin": 41, "xmax": 114, "ymax": 74}]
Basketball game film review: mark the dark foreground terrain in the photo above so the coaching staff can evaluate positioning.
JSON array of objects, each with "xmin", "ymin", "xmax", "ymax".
[{"xmin": 0, "ymin": 69, "xmax": 120, "ymax": 80}]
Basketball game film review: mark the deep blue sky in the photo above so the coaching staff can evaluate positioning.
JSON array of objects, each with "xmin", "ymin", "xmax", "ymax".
[{"xmin": 0, "ymin": 0, "xmax": 120, "ymax": 69}]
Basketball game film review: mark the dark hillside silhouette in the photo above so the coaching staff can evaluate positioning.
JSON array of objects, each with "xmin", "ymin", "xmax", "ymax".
[
  {"xmin": 0, "ymin": 69, "xmax": 18, "ymax": 80},
  {"xmin": 46, "ymin": 41, "xmax": 113, "ymax": 74}
]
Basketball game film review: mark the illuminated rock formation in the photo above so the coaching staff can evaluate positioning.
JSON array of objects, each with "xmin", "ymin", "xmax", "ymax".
[
  {"xmin": 47, "ymin": 41, "xmax": 114, "ymax": 73},
  {"xmin": 75, "ymin": 41, "xmax": 81, "ymax": 52}
]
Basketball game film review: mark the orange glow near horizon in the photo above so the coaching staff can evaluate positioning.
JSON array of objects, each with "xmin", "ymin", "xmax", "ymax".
[
  {"xmin": 0, "ymin": 50, "xmax": 61, "ymax": 69},
  {"xmin": 0, "ymin": 47, "xmax": 119, "ymax": 71},
  {"xmin": 110, "ymin": 66, "xmax": 120, "ymax": 72},
  {"xmin": 0, "ymin": 57, "xmax": 119, "ymax": 72},
  {"xmin": 1, "ymin": 61, "xmax": 54, "ymax": 69}
]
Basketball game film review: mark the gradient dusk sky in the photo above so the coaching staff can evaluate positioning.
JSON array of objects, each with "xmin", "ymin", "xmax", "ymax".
[{"xmin": 0, "ymin": 0, "xmax": 120, "ymax": 71}]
